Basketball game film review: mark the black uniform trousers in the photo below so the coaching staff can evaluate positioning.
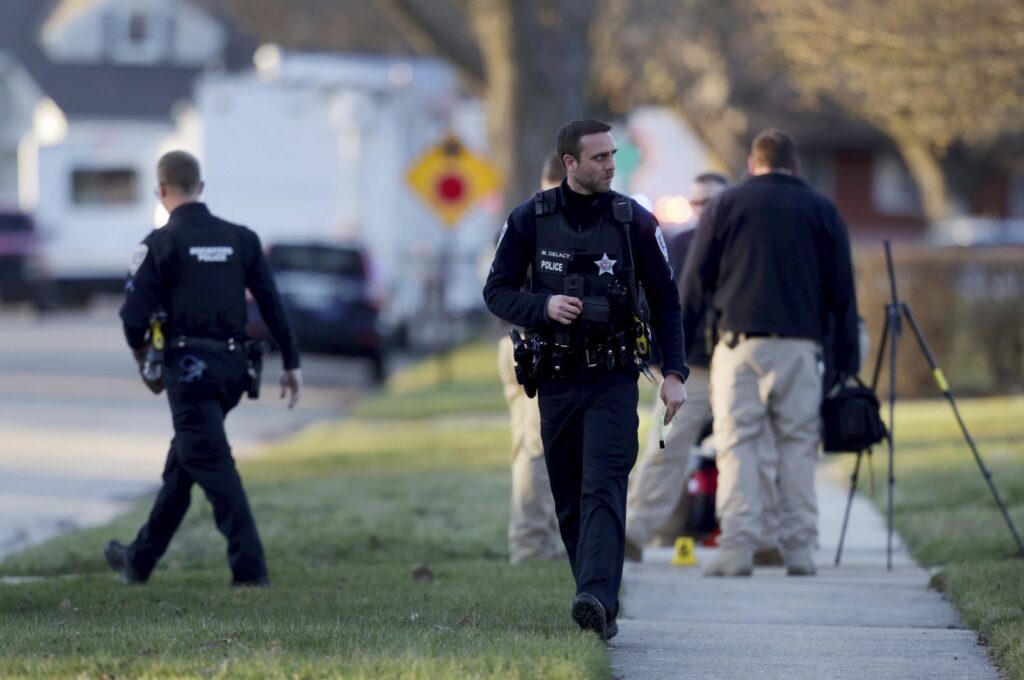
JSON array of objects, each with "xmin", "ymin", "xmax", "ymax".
[
  {"xmin": 127, "ymin": 346, "xmax": 268, "ymax": 583},
  {"xmin": 538, "ymin": 366, "xmax": 640, "ymax": 621}
]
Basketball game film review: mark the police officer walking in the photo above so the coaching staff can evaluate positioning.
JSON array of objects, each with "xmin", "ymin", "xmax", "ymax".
[
  {"xmin": 105, "ymin": 150, "xmax": 301, "ymax": 586},
  {"xmin": 484, "ymin": 118, "xmax": 688, "ymax": 639}
]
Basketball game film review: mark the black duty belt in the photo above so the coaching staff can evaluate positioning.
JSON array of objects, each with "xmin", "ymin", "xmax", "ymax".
[
  {"xmin": 167, "ymin": 336, "xmax": 245, "ymax": 352},
  {"xmin": 721, "ymin": 331, "xmax": 796, "ymax": 349},
  {"xmin": 545, "ymin": 340, "xmax": 639, "ymax": 377}
]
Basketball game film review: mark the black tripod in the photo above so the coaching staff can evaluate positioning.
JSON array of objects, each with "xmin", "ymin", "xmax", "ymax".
[{"xmin": 834, "ymin": 241, "xmax": 1024, "ymax": 570}]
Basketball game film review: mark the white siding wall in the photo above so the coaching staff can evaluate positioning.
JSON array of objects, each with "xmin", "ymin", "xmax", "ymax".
[
  {"xmin": 41, "ymin": 0, "xmax": 225, "ymax": 66},
  {"xmin": 0, "ymin": 55, "xmax": 43, "ymax": 207}
]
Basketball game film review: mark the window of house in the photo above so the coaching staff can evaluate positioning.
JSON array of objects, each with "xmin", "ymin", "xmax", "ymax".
[
  {"xmin": 71, "ymin": 169, "xmax": 139, "ymax": 205},
  {"xmin": 0, "ymin": 80, "xmax": 11, "ymax": 123},
  {"xmin": 128, "ymin": 13, "xmax": 148, "ymax": 44},
  {"xmin": 104, "ymin": 9, "xmax": 171, "ymax": 64},
  {"xmin": 872, "ymin": 153, "xmax": 921, "ymax": 216},
  {"xmin": 798, "ymin": 151, "xmax": 836, "ymax": 199}
]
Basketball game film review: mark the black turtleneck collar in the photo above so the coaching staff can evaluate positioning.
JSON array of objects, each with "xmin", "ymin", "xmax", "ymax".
[
  {"xmin": 559, "ymin": 179, "xmax": 612, "ymax": 231},
  {"xmin": 169, "ymin": 202, "xmax": 210, "ymax": 219}
]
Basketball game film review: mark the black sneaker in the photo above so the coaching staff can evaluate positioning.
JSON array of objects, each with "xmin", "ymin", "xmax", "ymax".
[
  {"xmin": 232, "ymin": 575, "xmax": 272, "ymax": 588},
  {"xmin": 572, "ymin": 593, "xmax": 612, "ymax": 640},
  {"xmin": 605, "ymin": 617, "xmax": 619, "ymax": 640},
  {"xmin": 103, "ymin": 540, "xmax": 143, "ymax": 584}
]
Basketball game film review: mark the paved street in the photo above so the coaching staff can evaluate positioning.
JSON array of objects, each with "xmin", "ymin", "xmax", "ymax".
[{"xmin": 0, "ymin": 303, "xmax": 374, "ymax": 559}]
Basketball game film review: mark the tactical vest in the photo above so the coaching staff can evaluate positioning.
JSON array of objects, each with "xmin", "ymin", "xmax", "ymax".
[{"xmin": 529, "ymin": 188, "xmax": 642, "ymax": 371}]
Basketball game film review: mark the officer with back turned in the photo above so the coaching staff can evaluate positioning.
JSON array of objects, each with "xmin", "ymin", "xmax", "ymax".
[
  {"xmin": 105, "ymin": 150, "xmax": 302, "ymax": 586},
  {"xmin": 484, "ymin": 117, "xmax": 688, "ymax": 639}
]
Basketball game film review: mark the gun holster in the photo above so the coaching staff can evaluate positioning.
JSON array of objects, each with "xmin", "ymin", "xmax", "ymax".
[
  {"xmin": 510, "ymin": 329, "xmax": 545, "ymax": 398},
  {"xmin": 140, "ymin": 346, "xmax": 165, "ymax": 395},
  {"xmin": 245, "ymin": 339, "xmax": 271, "ymax": 399}
]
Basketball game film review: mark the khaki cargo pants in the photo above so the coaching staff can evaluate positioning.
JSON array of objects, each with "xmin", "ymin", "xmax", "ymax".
[
  {"xmin": 497, "ymin": 336, "xmax": 563, "ymax": 562},
  {"xmin": 711, "ymin": 337, "xmax": 821, "ymax": 551},
  {"xmin": 626, "ymin": 368, "xmax": 781, "ymax": 549}
]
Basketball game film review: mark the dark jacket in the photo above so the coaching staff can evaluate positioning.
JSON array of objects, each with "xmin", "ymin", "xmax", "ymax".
[
  {"xmin": 120, "ymin": 202, "xmax": 300, "ymax": 370},
  {"xmin": 666, "ymin": 227, "xmax": 712, "ymax": 368},
  {"xmin": 483, "ymin": 180, "xmax": 689, "ymax": 381},
  {"xmin": 680, "ymin": 173, "xmax": 859, "ymax": 374}
]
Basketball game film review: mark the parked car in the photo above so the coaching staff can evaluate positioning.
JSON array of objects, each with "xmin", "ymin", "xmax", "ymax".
[
  {"xmin": 0, "ymin": 211, "xmax": 46, "ymax": 306},
  {"xmin": 247, "ymin": 242, "xmax": 386, "ymax": 383}
]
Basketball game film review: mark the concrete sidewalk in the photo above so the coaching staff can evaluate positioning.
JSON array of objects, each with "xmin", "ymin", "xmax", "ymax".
[{"xmin": 611, "ymin": 466, "xmax": 1000, "ymax": 680}]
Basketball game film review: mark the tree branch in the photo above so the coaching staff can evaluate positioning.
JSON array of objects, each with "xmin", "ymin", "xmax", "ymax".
[{"xmin": 378, "ymin": 0, "xmax": 486, "ymax": 90}]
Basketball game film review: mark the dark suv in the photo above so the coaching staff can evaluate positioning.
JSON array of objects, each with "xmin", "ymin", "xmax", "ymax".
[
  {"xmin": 0, "ymin": 211, "xmax": 42, "ymax": 304},
  {"xmin": 248, "ymin": 242, "xmax": 386, "ymax": 383}
]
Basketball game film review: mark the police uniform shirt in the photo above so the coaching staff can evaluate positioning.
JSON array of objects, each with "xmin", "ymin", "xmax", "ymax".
[
  {"xmin": 484, "ymin": 180, "xmax": 689, "ymax": 381},
  {"xmin": 120, "ymin": 202, "xmax": 300, "ymax": 370}
]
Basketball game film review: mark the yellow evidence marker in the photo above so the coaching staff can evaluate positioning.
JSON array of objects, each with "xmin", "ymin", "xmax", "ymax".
[{"xmin": 671, "ymin": 536, "xmax": 698, "ymax": 567}]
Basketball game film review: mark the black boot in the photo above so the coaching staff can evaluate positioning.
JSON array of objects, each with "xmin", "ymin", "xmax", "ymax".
[
  {"xmin": 572, "ymin": 593, "xmax": 616, "ymax": 640},
  {"xmin": 104, "ymin": 540, "xmax": 144, "ymax": 584}
]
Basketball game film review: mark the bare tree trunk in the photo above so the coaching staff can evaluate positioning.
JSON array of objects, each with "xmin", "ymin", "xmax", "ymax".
[
  {"xmin": 383, "ymin": 0, "xmax": 595, "ymax": 209},
  {"xmin": 678, "ymin": 109, "xmax": 749, "ymax": 177},
  {"xmin": 466, "ymin": 0, "xmax": 592, "ymax": 208},
  {"xmin": 895, "ymin": 138, "xmax": 949, "ymax": 222}
]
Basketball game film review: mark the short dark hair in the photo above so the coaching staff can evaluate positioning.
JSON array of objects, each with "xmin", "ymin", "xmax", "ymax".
[
  {"xmin": 541, "ymin": 152, "xmax": 566, "ymax": 186},
  {"xmin": 157, "ymin": 150, "xmax": 202, "ymax": 194},
  {"xmin": 556, "ymin": 117, "xmax": 612, "ymax": 165},
  {"xmin": 750, "ymin": 128, "xmax": 798, "ymax": 170},
  {"xmin": 694, "ymin": 172, "xmax": 731, "ymax": 187}
]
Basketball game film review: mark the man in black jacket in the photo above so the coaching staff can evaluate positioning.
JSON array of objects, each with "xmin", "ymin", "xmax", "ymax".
[
  {"xmin": 484, "ymin": 117, "xmax": 687, "ymax": 639},
  {"xmin": 681, "ymin": 128, "xmax": 859, "ymax": 577},
  {"xmin": 106, "ymin": 150, "xmax": 301, "ymax": 586}
]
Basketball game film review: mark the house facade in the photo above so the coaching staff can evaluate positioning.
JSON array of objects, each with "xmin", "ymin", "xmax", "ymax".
[{"xmin": 0, "ymin": 0, "xmax": 253, "ymax": 297}]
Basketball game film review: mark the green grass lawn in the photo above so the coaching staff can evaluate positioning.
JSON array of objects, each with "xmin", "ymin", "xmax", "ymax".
[
  {"xmin": 828, "ymin": 395, "xmax": 1024, "ymax": 679},
  {"xmin": 0, "ymin": 341, "xmax": 608, "ymax": 679},
  {"xmin": 349, "ymin": 342, "xmax": 512, "ymax": 420}
]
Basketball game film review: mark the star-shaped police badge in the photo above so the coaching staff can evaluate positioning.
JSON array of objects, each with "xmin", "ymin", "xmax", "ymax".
[{"xmin": 594, "ymin": 252, "xmax": 617, "ymax": 276}]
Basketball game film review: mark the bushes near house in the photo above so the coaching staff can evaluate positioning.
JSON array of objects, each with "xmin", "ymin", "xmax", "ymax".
[{"xmin": 855, "ymin": 245, "xmax": 1024, "ymax": 397}]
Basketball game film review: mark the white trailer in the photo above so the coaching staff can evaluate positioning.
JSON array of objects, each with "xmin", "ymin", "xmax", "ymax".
[
  {"xmin": 19, "ymin": 112, "xmax": 174, "ymax": 302},
  {"xmin": 181, "ymin": 50, "xmax": 495, "ymax": 346}
]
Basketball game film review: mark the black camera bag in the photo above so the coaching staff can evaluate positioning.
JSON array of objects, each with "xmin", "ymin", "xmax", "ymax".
[{"xmin": 822, "ymin": 376, "xmax": 887, "ymax": 453}]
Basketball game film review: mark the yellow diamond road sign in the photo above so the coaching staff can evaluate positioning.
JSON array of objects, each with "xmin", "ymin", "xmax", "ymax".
[{"xmin": 406, "ymin": 134, "xmax": 502, "ymax": 227}]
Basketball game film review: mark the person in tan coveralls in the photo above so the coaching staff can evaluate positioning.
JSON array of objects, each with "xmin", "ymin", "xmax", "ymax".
[
  {"xmin": 499, "ymin": 153, "xmax": 566, "ymax": 563},
  {"xmin": 625, "ymin": 174, "xmax": 736, "ymax": 559}
]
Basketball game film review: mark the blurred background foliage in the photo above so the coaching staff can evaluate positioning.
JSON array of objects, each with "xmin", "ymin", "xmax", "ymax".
[{"xmin": 202, "ymin": 0, "xmax": 1024, "ymax": 218}]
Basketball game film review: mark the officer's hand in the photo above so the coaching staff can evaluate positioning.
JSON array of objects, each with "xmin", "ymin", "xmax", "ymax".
[
  {"xmin": 132, "ymin": 347, "xmax": 147, "ymax": 372},
  {"xmin": 547, "ymin": 295, "xmax": 583, "ymax": 325},
  {"xmin": 280, "ymin": 369, "xmax": 302, "ymax": 409},
  {"xmin": 660, "ymin": 373, "xmax": 688, "ymax": 424}
]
